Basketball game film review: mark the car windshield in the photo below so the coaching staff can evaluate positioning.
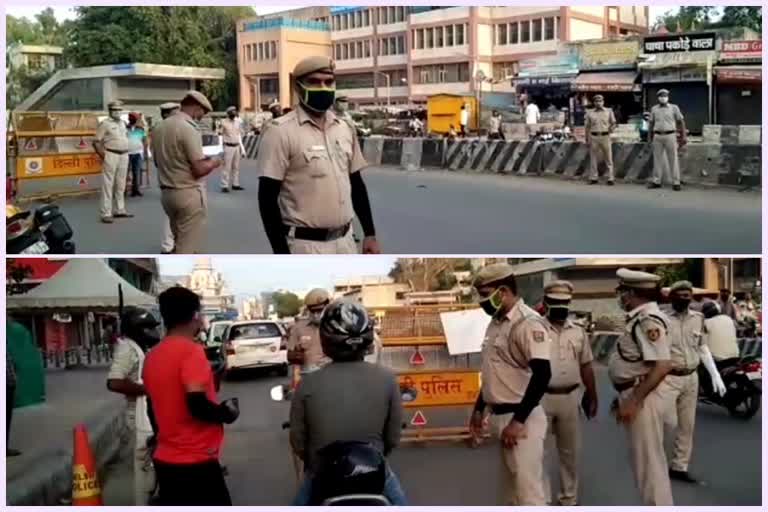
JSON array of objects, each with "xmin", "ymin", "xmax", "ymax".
[
  {"xmin": 229, "ymin": 323, "xmax": 281, "ymax": 341},
  {"xmin": 211, "ymin": 324, "xmax": 229, "ymax": 341}
]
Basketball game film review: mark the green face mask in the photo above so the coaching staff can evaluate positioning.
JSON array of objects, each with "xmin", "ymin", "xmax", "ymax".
[
  {"xmin": 479, "ymin": 288, "xmax": 504, "ymax": 317},
  {"xmin": 298, "ymin": 82, "xmax": 336, "ymax": 113}
]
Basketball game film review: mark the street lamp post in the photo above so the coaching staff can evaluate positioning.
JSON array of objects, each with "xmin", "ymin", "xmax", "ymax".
[
  {"xmin": 374, "ymin": 71, "xmax": 391, "ymax": 108},
  {"xmin": 475, "ymin": 69, "xmax": 486, "ymax": 135}
]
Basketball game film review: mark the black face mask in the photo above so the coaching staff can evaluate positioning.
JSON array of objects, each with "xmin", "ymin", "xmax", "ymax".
[
  {"xmin": 228, "ymin": 113, "xmax": 236, "ymax": 119},
  {"xmin": 480, "ymin": 300, "xmax": 500, "ymax": 317},
  {"xmin": 298, "ymin": 82, "xmax": 336, "ymax": 113},
  {"xmin": 546, "ymin": 305, "xmax": 570, "ymax": 323},
  {"xmin": 672, "ymin": 299, "xmax": 691, "ymax": 313}
]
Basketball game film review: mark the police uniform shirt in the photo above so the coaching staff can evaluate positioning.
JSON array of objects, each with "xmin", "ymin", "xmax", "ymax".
[
  {"xmin": 585, "ymin": 107, "xmax": 616, "ymax": 133},
  {"xmin": 220, "ymin": 118, "xmax": 242, "ymax": 145},
  {"xmin": 481, "ymin": 299, "xmax": 552, "ymax": 404},
  {"xmin": 287, "ymin": 318, "xmax": 330, "ymax": 368},
  {"xmin": 663, "ymin": 307, "xmax": 705, "ymax": 371},
  {"xmin": 650, "ymin": 104, "xmax": 684, "ymax": 132},
  {"xmin": 255, "ymin": 107, "xmax": 367, "ymax": 229},
  {"xmin": 150, "ymin": 111, "xmax": 205, "ymax": 190},
  {"xmin": 489, "ymin": 116, "xmax": 502, "ymax": 133},
  {"xmin": 96, "ymin": 118, "xmax": 128, "ymax": 151},
  {"xmin": 107, "ymin": 338, "xmax": 142, "ymax": 405},
  {"xmin": 544, "ymin": 318, "xmax": 593, "ymax": 388},
  {"xmin": 608, "ymin": 302, "xmax": 671, "ymax": 383}
]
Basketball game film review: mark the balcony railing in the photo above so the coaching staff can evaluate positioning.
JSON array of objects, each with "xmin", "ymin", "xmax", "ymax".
[{"xmin": 243, "ymin": 18, "xmax": 330, "ymax": 32}]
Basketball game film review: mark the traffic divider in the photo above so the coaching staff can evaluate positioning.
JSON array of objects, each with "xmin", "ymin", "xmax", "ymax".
[{"xmin": 242, "ymin": 133, "xmax": 260, "ymax": 159}]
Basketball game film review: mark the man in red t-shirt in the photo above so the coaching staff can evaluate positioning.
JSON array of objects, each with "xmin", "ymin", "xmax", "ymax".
[{"xmin": 143, "ymin": 286, "xmax": 240, "ymax": 505}]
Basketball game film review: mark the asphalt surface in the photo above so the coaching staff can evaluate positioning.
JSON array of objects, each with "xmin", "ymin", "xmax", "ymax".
[
  {"xmin": 37, "ymin": 164, "xmax": 760, "ymax": 254},
  {"xmin": 102, "ymin": 366, "xmax": 761, "ymax": 506}
]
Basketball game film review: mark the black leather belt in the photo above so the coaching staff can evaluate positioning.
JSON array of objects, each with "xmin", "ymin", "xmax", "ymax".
[
  {"xmin": 490, "ymin": 403, "xmax": 520, "ymax": 415},
  {"xmin": 613, "ymin": 376, "xmax": 646, "ymax": 393},
  {"xmin": 285, "ymin": 223, "xmax": 351, "ymax": 242},
  {"xmin": 654, "ymin": 130, "xmax": 675, "ymax": 135},
  {"xmin": 547, "ymin": 383, "xmax": 579, "ymax": 395},
  {"xmin": 669, "ymin": 368, "xmax": 697, "ymax": 377},
  {"xmin": 590, "ymin": 132, "xmax": 610, "ymax": 136},
  {"xmin": 224, "ymin": 143, "xmax": 240, "ymax": 147},
  {"xmin": 106, "ymin": 149, "xmax": 128, "ymax": 154}
]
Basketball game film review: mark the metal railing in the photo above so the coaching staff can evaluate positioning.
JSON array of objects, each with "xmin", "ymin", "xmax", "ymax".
[{"xmin": 40, "ymin": 345, "xmax": 113, "ymax": 369}]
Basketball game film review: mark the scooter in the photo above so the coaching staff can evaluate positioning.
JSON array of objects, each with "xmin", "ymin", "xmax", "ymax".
[
  {"xmin": 270, "ymin": 384, "xmax": 414, "ymax": 506},
  {"xmin": 699, "ymin": 357, "xmax": 762, "ymax": 420},
  {"xmin": 6, "ymin": 203, "xmax": 75, "ymax": 254}
]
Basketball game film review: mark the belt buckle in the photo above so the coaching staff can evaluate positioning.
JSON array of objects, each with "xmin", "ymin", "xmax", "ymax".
[{"xmin": 287, "ymin": 226, "xmax": 297, "ymax": 239}]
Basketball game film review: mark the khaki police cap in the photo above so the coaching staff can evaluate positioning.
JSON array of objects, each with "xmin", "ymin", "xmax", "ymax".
[
  {"xmin": 107, "ymin": 100, "xmax": 124, "ymax": 110},
  {"xmin": 182, "ymin": 90, "xmax": 213, "ymax": 113},
  {"xmin": 305, "ymin": 288, "xmax": 331, "ymax": 307},
  {"xmin": 473, "ymin": 263, "xmax": 516, "ymax": 289},
  {"xmin": 544, "ymin": 280, "xmax": 574, "ymax": 300},
  {"xmin": 293, "ymin": 56, "xmax": 335, "ymax": 80},
  {"xmin": 657, "ymin": 89, "xmax": 670, "ymax": 96},
  {"xmin": 159, "ymin": 102, "xmax": 180, "ymax": 111},
  {"xmin": 669, "ymin": 280, "xmax": 694, "ymax": 293},
  {"xmin": 226, "ymin": 106, "xmax": 237, "ymax": 114},
  {"xmin": 268, "ymin": 99, "xmax": 281, "ymax": 109},
  {"xmin": 616, "ymin": 268, "xmax": 661, "ymax": 289},
  {"xmin": 593, "ymin": 94, "xmax": 604, "ymax": 101},
  {"xmin": 336, "ymin": 95, "xmax": 349, "ymax": 102}
]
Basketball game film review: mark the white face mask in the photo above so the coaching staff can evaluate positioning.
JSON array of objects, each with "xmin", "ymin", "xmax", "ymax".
[
  {"xmin": 110, "ymin": 110, "xmax": 122, "ymax": 120},
  {"xmin": 659, "ymin": 97, "xmax": 669, "ymax": 105}
]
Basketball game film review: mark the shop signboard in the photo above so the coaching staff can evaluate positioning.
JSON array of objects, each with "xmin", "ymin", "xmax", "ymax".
[
  {"xmin": 720, "ymin": 40, "xmax": 762, "ymax": 62},
  {"xmin": 580, "ymin": 41, "xmax": 640, "ymax": 70},
  {"xmin": 642, "ymin": 32, "xmax": 716, "ymax": 54}
]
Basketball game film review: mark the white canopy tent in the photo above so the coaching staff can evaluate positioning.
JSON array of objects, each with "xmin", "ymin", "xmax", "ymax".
[{"xmin": 7, "ymin": 259, "xmax": 156, "ymax": 311}]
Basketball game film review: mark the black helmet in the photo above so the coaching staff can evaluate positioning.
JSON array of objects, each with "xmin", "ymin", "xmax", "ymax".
[
  {"xmin": 701, "ymin": 300, "xmax": 721, "ymax": 319},
  {"xmin": 310, "ymin": 441, "xmax": 386, "ymax": 505},
  {"xmin": 319, "ymin": 300, "xmax": 374, "ymax": 361},
  {"xmin": 121, "ymin": 307, "xmax": 161, "ymax": 349}
]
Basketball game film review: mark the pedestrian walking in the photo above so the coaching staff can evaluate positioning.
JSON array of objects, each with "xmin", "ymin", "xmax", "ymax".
[
  {"xmin": 659, "ymin": 281, "xmax": 726, "ymax": 485},
  {"xmin": 609, "ymin": 268, "xmax": 674, "ymax": 505},
  {"xmin": 540, "ymin": 281, "xmax": 598, "ymax": 506},
  {"xmin": 219, "ymin": 106, "xmax": 246, "ymax": 193},
  {"xmin": 525, "ymin": 100, "xmax": 541, "ymax": 137},
  {"xmin": 150, "ymin": 91, "xmax": 222, "ymax": 254},
  {"xmin": 585, "ymin": 95, "xmax": 617, "ymax": 186},
  {"xmin": 255, "ymin": 56, "xmax": 380, "ymax": 255},
  {"xmin": 648, "ymin": 89, "xmax": 687, "ymax": 191},
  {"xmin": 106, "ymin": 307, "xmax": 161, "ymax": 504},
  {"xmin": 459, "ymin": 104, "xmax": 469, "ymax": 137},
  {"xmin": 143, "ymin": 287, "xmax": 240, "ymax": 505},
  {"xmin": 6, "ymin": 348, "xmax": 21, "ymax": 457},
  {"xmin": 94, "ymin": 101, "xmax": 134, "ymax": 223},
  {"xmin": 470, "ymin": 263, "xmax": 552, "ymax": 505},
  {"xmin": 489, "ymin": 110, "xmax": 505, "ymax": 140},
  {"xmin": 127, "ymin": 113, "xmax": 149, "ymax": 197}
]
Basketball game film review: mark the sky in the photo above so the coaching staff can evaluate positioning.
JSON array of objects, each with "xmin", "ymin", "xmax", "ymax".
[
  {"xmin": 158, "ymin": 256, "xmax": 397, "ymax": 298},
  {"xmin": 7, "ymin": 5, "xmax": 677, "ymax": 24}
]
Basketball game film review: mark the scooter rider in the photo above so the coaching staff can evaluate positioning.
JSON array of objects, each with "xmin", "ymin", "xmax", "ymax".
[
  {"xmin": 289, "ymin": 300, "xmax": 407, "ymax": 505},
  {"xmin": 699, "ymin": 301, "xmax": 737, "ymax": 396}
]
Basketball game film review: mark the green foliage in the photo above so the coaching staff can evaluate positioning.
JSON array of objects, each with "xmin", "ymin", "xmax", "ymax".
[
  {"xmin": 7, "ymin": 64, "xmax": 56, "ymax": 110},
  {"xmin": 6, "ymin": 8, "xmax": 72, "ymax": 46},
  {"xmin": 272, "ymin": 291, "xmax": 303, "ymax": 319},
  {"xmin": 654, "ymin": 6, "xmax": 761, "ymax": 33}
]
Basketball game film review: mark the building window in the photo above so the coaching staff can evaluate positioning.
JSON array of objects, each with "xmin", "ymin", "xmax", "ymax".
[
  {"xmin": 433, "ymin": 26, "xmax": 443, "ymax": 47},
  {"xmin": 355, "ymin": 10, "xmax": 362, "ymax": 28},
  {"xmin": 398, "ymin": 35, "xmax": 405, "ymax": 54},
  {"xmin": 389, "ymin": 7, "xmax": 396, "ymax": 24},
  {"xmin": 510, "ymin": 22, "xmax": 519, "ymax": 44},
  {"xmin": 259, "ymin": 78, "xmax": 279, "ymax": 96},
  {"xmin": 246, "ymin": 45, "xmax": 252, "ymax": 62},
  {"xmin": 544, "ymin": 17, "xmax": 555, "ymax": 40},
  {"xmin": 493, "ymin": 61, "xmax": 518, "ymax": 81},
  {"xmin": 414, "ymin": 63, "xmax": 470, "ymax": 84},
  {"xmin": 455, "ymin": 24, "xmax": 465, "ymax": 45},
  {"xmin": 381, "ymin": 7, "xmax": 388, "ymax": 24},
  {"xmin": 257, "ymin": 43, "xmax": 263, "ymax": 61},
  {"xmin": 521, "ymin": 20, "xmax": 530, "ymax": 43},
  {"xmin": 365, "ymin": 40, "xmax": 371, "ymax": 58},
  {"xmin": 446, "ymin": 25, "xmax": 454, "ymax": 46},
  {"xmin": 342, "ymin": 43, "xmax": 349, "ymax": 60},
  {"xmin": 416, "ymin": 29, "xmax": 424, "ymax": 49},
  {"xmin": 425, "ymin": 27, "xmax": 433, "ymax": 49},
  {"xmin": 357, "ymin": 41, "xmax": 364, "ymax": 59},
  {"xmin": 532, "ymin": 19, "xmax": 543, "ymax": 41},
  {"xmin": 342, "ymin": 14, "xmax": 349, "ymax": 30},
  {"xmin": 335, "ymin": 44, "xmax": 341, "ymax": 60},
  {"xmin": 271, "ymin": 41, "xmax": 277, "ymax": 60},
  {"xmin": 364, "ymin": 9, "xmax": 370, "ymax": 26},
  {"xmin": 398, "ymin": 6, "xmax": 406, "ymax": 22},
  {"xmin": 336, "ymin": 72, "xmax": 375, "ymax": 89},
  {"xmin": 497, "ymin": 23, "xmax": 508, "ymax": 45}
]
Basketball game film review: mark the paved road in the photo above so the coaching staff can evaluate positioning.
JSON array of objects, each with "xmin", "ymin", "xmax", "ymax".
[
  {"xmin": 103, "ymin": 366, "xmax": 761, "ymax": 506},
  {"xmin": 41, "ymin": 164, "xmax": 760, "ymax": 254}
]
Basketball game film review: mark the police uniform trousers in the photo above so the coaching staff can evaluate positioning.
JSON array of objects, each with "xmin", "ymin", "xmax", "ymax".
[
  {"xmin": 490, "ymin": 405, "xmax": 548, "ymax": 505},
  {"xmin": 658, "ymin": 372, "xmax": 699, "ymax": 472},
  {"xmin": 651, "ymin": 133, "xmax": 680, "ymax": 186},
  {"xmin": 124, "ymin": 407, "xmax": 156, "ymax": 505},
  {"xmin": 589, "ymin": 135, "xmax": 614, "ymax": 181},
  {"xmin": 161, "ymin": 215, "xmax": 175, "ymax": 253},
  {"xmin": 286, "ymin": 225, "xmax": 357, "ymax": 254},
  {"xmin": 542, "ymin": 390, "xmax": 581, "ymax": 505},
  {"xmin": 221, "ymin": 145, "xmax": 241, "ymax": 189},
  {"xmin": 618, "ymin": 385, "xmax": 674, "ymax": 505},
  {"xmin": 161, "ymin": 187, "xmax": 207, "ymax": 254},
  {"xmin": 101, "ymin": 151, "xmax": 129, "ymax": 218}
]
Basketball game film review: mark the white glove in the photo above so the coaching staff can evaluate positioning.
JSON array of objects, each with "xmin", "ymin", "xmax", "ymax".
[{"xmin": 700, "ymin": 345, "xmax": 726, "ymax": 396}]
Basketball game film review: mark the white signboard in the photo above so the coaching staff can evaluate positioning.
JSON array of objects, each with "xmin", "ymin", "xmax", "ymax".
[{"xmin": 440, "ymin": 308, "xmax": 490, "ymax": 356}]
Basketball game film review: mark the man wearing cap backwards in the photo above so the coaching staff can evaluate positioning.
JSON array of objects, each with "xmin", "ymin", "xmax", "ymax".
[
  {"xmin": 255, "ymin": 56, "xmax": 380, "ymax": 255},
  {"xmin": 540, "ymin": 280, "xmax": 597, "ymax": 506},
  {"xmin": 470, "ymin": 263, "xmax": 552, "ymax": 505},
  {"xmin": 609, "ymin": 268, "xmax": 674, "ymax": 505},
  {"xmin": 151, "ymin": 91, "xmax": 222, "ymax": 254},
  {"xmin": 94, "ymin": 100, "xmax": 135, "ymax": 223},
  {"xmin": 648, "ymin": 89, "xmax": 687, "ymax": 191},
  {"xmin": 660, "ymin": 281, "xmax": 726, "ymax": 485},
  {"xmin": 219, "ymin": 106, "xmax": 246, "ymax": 193},
  {"xmin": 155, "ymin": 103, "xmax": 181, "ymax": 254},
  {"xmin": 585, "ymin": 94, "xmax": 617, "ymax": 186}
]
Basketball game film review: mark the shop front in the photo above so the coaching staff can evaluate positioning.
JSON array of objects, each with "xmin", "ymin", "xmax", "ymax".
[
  {"xmin": 714, "ymin": 40, "xmax": 761, "ymax": 126},
  {"xmin": 514, "ymin": 54, "xmax": 579, "ymax": 117},
  {"xmin": 573, "ymin": 40, "xmax": 642, "ymax": 124},
  {"xmin": 639, "ymin": 32, "xmax": 716, "ymax": 134}
]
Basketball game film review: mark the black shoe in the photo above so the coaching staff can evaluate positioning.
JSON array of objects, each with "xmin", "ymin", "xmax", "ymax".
[
  {"xmin": 221, "ymin": 188, "xmax": 230, "ymax": 193},
  {"xmin": 7, "ymin": 449, "xmax": 21, "ymax": 457},
  {"xmin": 589, "ymin": 180, "xmax": 599, "ymax": 185},
  {"xmin": 673, "ymin": 185, "xmax": 682, "ymax": 191},
  {"xmin": 607, "ymin": 181, "xmax": 615, "ymax": 186},
  {"xmin": 647, "ymin": 183, "xmax": 662, "ymax": 190},
  {"xmin": 232, "ymin": 186, "xmax": 245, "ymax": 191},
  {"xmin": 669, "ymin": 469, "xmax": 698, "ymax": 484},
  {"xmin": 130, "ymin": 191, "xmax": 143, "ymax": 197}
]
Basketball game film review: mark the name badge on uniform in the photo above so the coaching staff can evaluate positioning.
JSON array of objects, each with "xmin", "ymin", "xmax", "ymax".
[{"xmin": 311, "ymin": 145, "xmax": 325, "ymax": 152}]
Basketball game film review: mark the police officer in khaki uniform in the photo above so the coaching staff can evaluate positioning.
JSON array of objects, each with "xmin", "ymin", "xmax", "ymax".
[
  {"xmin": 287, "ymin": 289, "xmax": 332, "ymax": 376},
  {"xmin": 151, "ymin": 91, "xmax": 222, "ymax": 254},
  {"xmin": 585, "ymin": 94, "xmax": 617, "ymax": 185},
  {"xmin": 156, "ymin": 102, "xmax": 181, "ymax": 254},
  {"xmin": 660, "ymin": 281, "xmax": 726, "ymax": 484},
  {"xmin": 609, "ymin": 268, "xmax": 674, "ymax": 505},
  {"xmin": 95, "ymin": 101, "xmax": 135, "ymax": 223},
  {"xmin": 219, "ymin": 106, "xmax": 245, "ymax": 193},
  {"xmin": 540, "ymin": 281, "xmax": 598, "ymax": 506},
  {"xmin": 255, "ymin": 56, "xmax": 380, "ymax": 255},
  {"xmin": 648, "ymin": 89, "xmax": 687, "ymax": 191},
  {"xmin": 469, "ymin": 263, "xmax": 552, "ymax": 505}
]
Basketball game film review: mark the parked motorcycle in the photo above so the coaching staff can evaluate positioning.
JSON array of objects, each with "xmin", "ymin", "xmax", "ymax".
[
  {"xmin": 6, "ymin": 204, "xmax": 75, "ymax": 254},
  {"xmin": 699, "ymin": 357, "xmax": 762, "ymax": 420}
]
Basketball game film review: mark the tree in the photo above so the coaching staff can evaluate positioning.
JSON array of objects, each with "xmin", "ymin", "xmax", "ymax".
[
  {"xmin": 653, "ymin": 7, "xmax": 718, "ymax": 32},
  {"xmin": 389, "ymin": 258, "xmax": 471, "ymax": 291},
  {"xmin": 6, "ymin": 260, "xmax": 33, "ymax": 296},
  {"xmin": 272, "ymin": 292, "xmax": 302, "ymax": 319},
  {"xmin": 719, "ymin": 6, "xmax": 761, "ymax": 33}
]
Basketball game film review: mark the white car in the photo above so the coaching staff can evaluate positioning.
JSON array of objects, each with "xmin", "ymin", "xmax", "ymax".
[
  {"xmin": 207, "ymin": 320, "xmax": 233, "ymax": 347},
  {"xmin": 223, "ymin": 320, "xmax": 288, "ymax": 376}
]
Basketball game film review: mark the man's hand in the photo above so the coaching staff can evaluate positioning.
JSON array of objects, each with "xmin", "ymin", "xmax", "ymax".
[
  {"xmin": 469, "ymin": 410, "xmax": 484, "ymax": 438},
  {"xmin": 581, "ymin": 392, "xmax": 598, "ymax": 420},
  {"xmin": 500, "ymin": 420, "xmax": 527, "ymax": 449},
  {"xmin": 221, "ymin": 398, "xmax": 240, "ymax": 424},
  {"xmin": 614, "ymin": 395, "xmax": 641, "ymax": 425},
  {"xmin": 362, "ymin": 236, "xmax": 381, "ymax": 254}
]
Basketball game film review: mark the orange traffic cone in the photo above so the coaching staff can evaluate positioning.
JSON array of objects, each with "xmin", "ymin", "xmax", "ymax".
[{"xmin": 72, "ymin": 424, "xmax": 104, "ymax": 505}]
